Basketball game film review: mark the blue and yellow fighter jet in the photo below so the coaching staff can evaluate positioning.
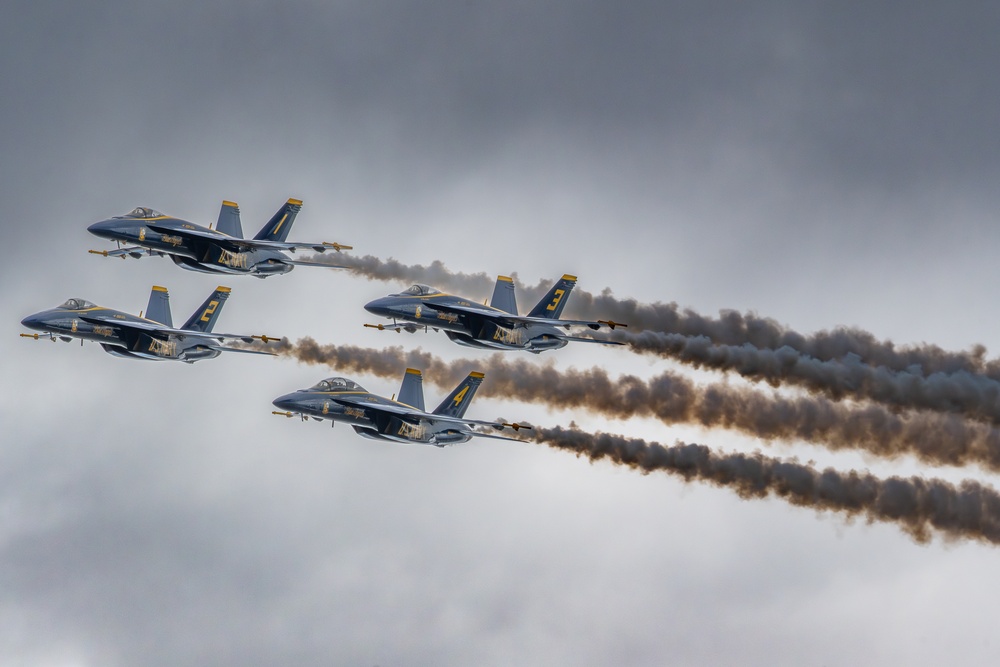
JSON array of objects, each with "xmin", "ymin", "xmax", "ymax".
[
  {"xmin": 363, "ymin": 274, "xmax": 626, "ymax": 353},
  {"xmin": 87, "ymin": 198, "xmax": 352, "ymax": 278},
  {"xmin": 272, "ymin": 368, "xmax": 530, "ymax": 446},
  {"xmin": 20, "ymin": 285, "xmax": 279, "ymax": 362}
]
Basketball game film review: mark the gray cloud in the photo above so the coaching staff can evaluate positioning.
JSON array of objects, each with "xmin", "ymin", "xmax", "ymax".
[{"xmin": 7, "ymin": 1, "xmax": 1000, "ymax": 665}]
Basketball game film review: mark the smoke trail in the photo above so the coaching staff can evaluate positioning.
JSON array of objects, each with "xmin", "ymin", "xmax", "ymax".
[
  {"xmin": 262, "ymin": 337, "xmax": 1000, "ymax": 472},
  {"xmin": 316, "ymin": 253, "xmax": 998, "ymax": 377},
  {"xmin": 569, "ymin": 291, "xmax": 999, "ymax": 378},
  {"xmin": 616, "ymin": 330, "xmax": 1000, "ymax": 425},
  {"xmin": 533, "ymin": 425, "xmax": 1000, "ymax": 546}
]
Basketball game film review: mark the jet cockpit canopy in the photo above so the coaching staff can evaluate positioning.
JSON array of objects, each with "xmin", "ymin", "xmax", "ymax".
[
  {"xmin": 59, "ymin": 298, "xmax": 96, "ymax": 310},
  {"xmin": 399, "ymin": 284, "xmax": 441, "ymax": 297},
  {"xmin": 120, "ymin": 207, "xmax": 164, "ymax": 219},
  {"xmin": 310, "ymin": 377, "xmax": 366, "ymax": 392}
]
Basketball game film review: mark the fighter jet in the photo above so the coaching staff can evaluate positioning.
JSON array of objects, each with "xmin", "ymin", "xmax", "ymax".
[
  {"xmin": 20, "ymin": 285, "xmax": 279, "ymax": 362},
  {"xmin": 272, "ymin": 368, "xmax": 530, "ymax": 446},
  {"xmin": 87, "ymin": 198, "xmax": 352, "ymax": 278},
  {"xmin": 363, "ymin": 274, "xmax": 626, "ymax": 353}
]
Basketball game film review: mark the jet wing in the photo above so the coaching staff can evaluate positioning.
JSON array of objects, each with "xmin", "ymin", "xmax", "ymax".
[
  {"xmin": 426, "ymin": 301, "xmax": 626, "ymax": 330},
  {"xmin": 77, "ymin": 315, "xmax": 271, "ymax": 343},
  {"xmin": 331, "ymin": 395, "xmax": 503, "ymax": 429},
  {"xmin": 241, "ymin": 240, "xmax": 353, "ymax": 253},
  {"xmin": 329, "ymin": 395, "xmax": 423, "ymax": 424},
  {"xmin": 144, "ymin": 222, "xmax": 246, "ymax": 252}
]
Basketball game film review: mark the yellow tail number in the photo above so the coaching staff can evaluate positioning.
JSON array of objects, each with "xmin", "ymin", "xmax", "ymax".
[
  {"xmin": 546, "ymin": 289, "xmax": 565, "ymax": 312},
  {"xmin": 200, "ymin": 300, "xmax": 219, "ymax": 322},
  {"xmin": 452, "ymin": 385, "xmax": 470, "ymax": 406}
]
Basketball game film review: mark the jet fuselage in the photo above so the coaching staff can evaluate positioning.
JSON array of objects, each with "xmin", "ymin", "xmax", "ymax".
[{"xmin": 272, "ymin": 379, "xmax": 478, "ymax": 445}]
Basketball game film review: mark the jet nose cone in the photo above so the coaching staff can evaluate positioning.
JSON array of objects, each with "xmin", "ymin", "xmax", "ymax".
[
  {"xmin": 87, "ymin": 219, "xmax": 116, "ymax": 238},
  {"xmin": 272, "ymin": 393, "xmax": 300, "ymax": 411},
  {"xmin": 20, "ymin": 312, "xmax": 45, "ymax": 330},
  {"xmin": 364, "ymin": 297, "xmax": 390, "ymax": 316}
]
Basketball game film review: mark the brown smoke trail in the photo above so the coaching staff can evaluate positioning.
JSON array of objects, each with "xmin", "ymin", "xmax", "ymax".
[
  {"xmin": 533, "ymin": 425, "xmax": 1000, "ymax": 546},
  {"xmin": 327, "ymin": 253, "xmax": 1000, "ymax": 420},
  {"xmin": 316, "ymin": 253, "xmax": 999, "ymax": 378},
  {"xmin": 263, "ymin": 337, "xmax": 1000, "ymax": 472},
  {"xmin": 616, "ymin": 330, "xmax": 1000, "ymax": 425},
  {"xmin": 570, "ymin": 292, "xmax": 1000, "ymax": 379}
]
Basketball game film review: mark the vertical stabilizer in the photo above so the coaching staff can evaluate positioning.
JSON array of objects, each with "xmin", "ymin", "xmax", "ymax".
[
  {"xmin": 527, "ymin": 274, "xmax": 577, "ymax": 320},
  {"xmin": 433, "ymin": 372, "xmax": 484, "ymax": 418},
  {"xmin": 216, "ymin": 200, "xmax": 244, "ymax": 238},
  {"xmin": 181, "ymin": 286, "xmax": 231, "ymax": 333},
  {"xmin": 490, "ymin": 275, "xmax": 518, "ymax": 314},
  {"xmin": 253, "ymin": 198, "xmax": 302, "ymax": 243},
  {"xmin": 145, "ymin": 285, "xmax": 173, "ymax": 327},
  {"xmin": 397, "ymin": 368, "xmax": 426, "ymax": 412}
]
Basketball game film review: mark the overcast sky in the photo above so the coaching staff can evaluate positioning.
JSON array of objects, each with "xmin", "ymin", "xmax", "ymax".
[{"xmin": 4, "ymin": 2, "xmax": 1000, "ymax": 665}]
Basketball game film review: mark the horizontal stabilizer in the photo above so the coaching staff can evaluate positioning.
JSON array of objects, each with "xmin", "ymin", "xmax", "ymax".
[
  {"xmin": 467, "ymin": 431, "xmax": 524, "ymax": 442},
  {"xmin": 278, "ymin": 258, "xmax": 352, "ymax": 269},
  {"xmin": 556, "ymin": 335, "xmax": 624, "ymax": 346},
  {"xmin": 250, "ymin": 240, "xmax": 353, "ymax": 253},
  {"xmin": 210, "ymin": 346, "xmax": 277, "ymax": 356}
]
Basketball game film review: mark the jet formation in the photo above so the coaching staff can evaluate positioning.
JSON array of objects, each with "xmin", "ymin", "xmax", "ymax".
[
  {"xmin": 272, "ymin": 368, "xmax": 530, "ymax": 446},
  {"xmin": 363, "ymin": 274, "xmax": 625, "ymax": 353},
  {"xmin": 21, "ymin": 196, "xmax": 626, "ymax": 445},
  {"xmin": 87, "ymin": 198, "xmax": 352, "ymax": 278},
  {"xmin": 20, "ymin": 285, "xmax": 278, "ymax": 363}
]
